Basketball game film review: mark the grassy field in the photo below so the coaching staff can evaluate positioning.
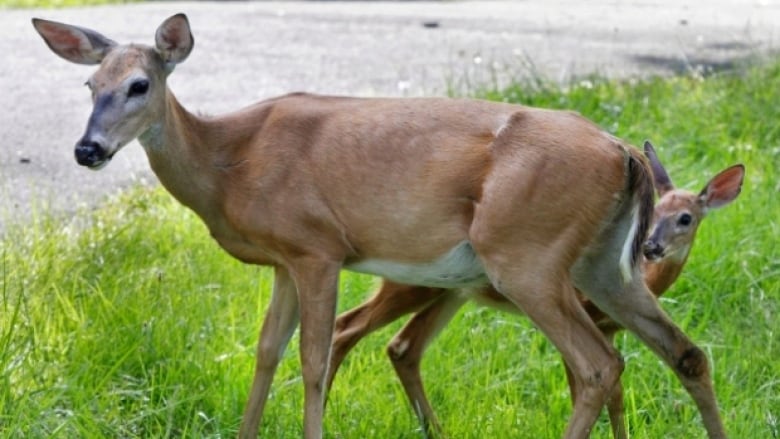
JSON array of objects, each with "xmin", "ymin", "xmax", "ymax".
[{"xmin": 2, "ymin": 61, "xmax": 779, "ymax": 438}]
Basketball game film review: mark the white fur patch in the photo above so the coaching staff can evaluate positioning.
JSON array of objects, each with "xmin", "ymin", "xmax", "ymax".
[
  {"xmin": 347, "ymin": 241, "xmax": 487, "ymax": 288},
  {"xmin": 665, "ymin": 244, "xmax": 692, "ymax": 263},
  {"xmin": 388, "ymin": 339, "xmax": 410, "ymax": 358},
  {"xmin": 619, "ymin": 205, "xmax": 639, "ymax": 284},
  {"xmin": 138, "ymin": 123, "xmax": 163, "ymax": 150},
  {"xmin": 492, "ymin": 115, "xmax": 510, "ymax": 138}
]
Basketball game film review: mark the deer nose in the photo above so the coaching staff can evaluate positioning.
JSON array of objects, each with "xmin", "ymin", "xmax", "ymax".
[
  {"xmin": 75, "ymin": 140, "xmax": 107, "ymax": 168},
  {"xmin": 643, "ymin": 240, "xmax": 665, "ymax": 261}
]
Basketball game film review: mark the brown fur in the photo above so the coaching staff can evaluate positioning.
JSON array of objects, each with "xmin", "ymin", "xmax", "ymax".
[
  {"xmin": 328, "ymin": 145, "xmax": 742, "ymax": 439},
  {"xmin": 626, "ymin": 147, "xmax": 655, "ymax": 270},
  {"xmin": 33, "ymin": 15, "xmax": 732, "ymax": 439}
]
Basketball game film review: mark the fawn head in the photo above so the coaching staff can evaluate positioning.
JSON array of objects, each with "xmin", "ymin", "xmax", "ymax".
[{"xmin": 642, "ymin": 141, "xmax": 744, "ymax": 262}]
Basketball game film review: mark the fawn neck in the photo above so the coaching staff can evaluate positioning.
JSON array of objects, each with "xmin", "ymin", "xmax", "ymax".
[{"xmin": 644, "ymin": 249, "xmax": 690, "ymax": 298}]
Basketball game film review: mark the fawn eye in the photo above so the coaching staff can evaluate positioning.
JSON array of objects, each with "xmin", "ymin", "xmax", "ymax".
[
  {"xmin": 678, "ymin": 213, "xmax": 693, "ymax": 226},
  {"xmin": 128, "ymin": 79, "xmax": 149, "ymax": 98}
]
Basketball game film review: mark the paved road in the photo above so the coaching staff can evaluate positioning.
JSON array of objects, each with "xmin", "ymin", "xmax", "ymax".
[{"xmin": 1, "ymin": 1, "xmax": 778, "ymax": 230}]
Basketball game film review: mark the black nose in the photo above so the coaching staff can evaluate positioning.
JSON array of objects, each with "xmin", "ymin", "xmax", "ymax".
[
  {"xmin": 75, "ymin": 140, "xmax": 107, "ymax": 167},
  {"xmin": 643, "ymin": 240, "xmax": 665, "ymax": 261}
]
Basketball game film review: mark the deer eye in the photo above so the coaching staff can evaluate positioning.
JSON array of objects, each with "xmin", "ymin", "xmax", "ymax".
[
  {"xmin": 128, "ymin": 79, "xmax": 149, "ymax": 98},
  {"xmin": 678, "ymin": 213, "xmax": 693, "ymax": 226}
]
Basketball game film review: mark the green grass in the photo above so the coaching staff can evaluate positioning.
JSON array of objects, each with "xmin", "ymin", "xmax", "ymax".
[{"xmin": 2, "ymin": 61, "xmax": 779, "ymax": 438}]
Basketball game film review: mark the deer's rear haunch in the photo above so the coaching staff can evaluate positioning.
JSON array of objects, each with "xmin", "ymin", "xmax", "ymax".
[
  {"xmin": 327, "ymin": 142, "xmax": 744, "ymax": 439},
  {"xmin": 33, "ymin": 14, "xmax": 728, "ymax": 439}
]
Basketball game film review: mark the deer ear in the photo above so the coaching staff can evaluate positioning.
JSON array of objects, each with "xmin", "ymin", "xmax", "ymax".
[
  {"xmin": 155, "ymin": 13, "xmax": 194, "ymax": 66},
  {"xmin": 698, "ymin": 164, "xmax": 745, "ymax": 211},
  {"xmin": 643, "ymin": 141, "xmax": 675, "ymax": 196},
  {"xmin": 32, "ymin": 18, "xmax": 116, "ymax": 65}
]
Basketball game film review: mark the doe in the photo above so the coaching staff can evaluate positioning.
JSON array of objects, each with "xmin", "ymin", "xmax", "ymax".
[{"xmin": 33, "ymin": 14, "xmax": 728, "ymax": 438}]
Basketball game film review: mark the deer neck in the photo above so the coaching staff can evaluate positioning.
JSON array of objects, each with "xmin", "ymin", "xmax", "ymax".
[
  {"xmin": 135, "ymin": 90, "xmax": 213, "ymax": 220},
  {"xmin": 136, "ymin": 87, "xmax": 262, "ymax": 226}
]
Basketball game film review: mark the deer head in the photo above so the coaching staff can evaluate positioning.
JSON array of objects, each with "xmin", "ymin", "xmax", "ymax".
[
  {"xmin": 32, "ymin": 14, "xmax": 193, "ymax": 169},
  {"xmin": 642, "ymin": 141, "xmax": 744, "ymax": 262}
]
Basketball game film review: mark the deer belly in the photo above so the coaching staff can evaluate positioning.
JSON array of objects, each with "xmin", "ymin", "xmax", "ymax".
[{"xmin": 346, "ymin": 241, "xmax": 488, "ymax": 288}]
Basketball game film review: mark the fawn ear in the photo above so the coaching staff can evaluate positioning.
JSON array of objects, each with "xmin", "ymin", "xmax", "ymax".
[
  {"xmin": 155, "ymin": 13, "xmax": 194, "ymax": 66},
  {"xmin": 698, "ymin": 164, "xmax": 745, "ymax": 211},
  {"xmin": 32, "ymin": 18, "xmax": 116, "ymax": 65},
  {"xmin": 644, "ymin": 141, "xmax": 675, "ymax": 196}
]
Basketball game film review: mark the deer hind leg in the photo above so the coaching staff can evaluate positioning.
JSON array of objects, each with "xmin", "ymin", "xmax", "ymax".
[
  {"xmin": 572, "ymin": 215, "xmax": 725, "ymax": 438},
  {"xmin": 499, "ymin": 271, "xmax": 623, "ymax": 438},
  {"xmin": 599, "ymin": 331, "xmax": 628, "ymax": 439},
  {"xmin": 564, "ymin": 332, "xmax": 628, "ymax": 439},
  {"xmin": 386, "ymin": 292, "xmax": 470, "ymax": 438},
  {"xmin": 327, "ymin": 282, "xmax": 447, "ymax": 394},
  {"xmin": 605, "ymin": 375, "xmax": 627, "ymax": 439},
  {"xmin": 583, "ymin": 275, "xmax": 726, "ymax": 439},
  {"xmin": 240, "ymin": 266, "xmax": 300, "ymax": 439},
  {"xmin": 472, "ymin": 241, "xmax": 624, "ymax": 439}
]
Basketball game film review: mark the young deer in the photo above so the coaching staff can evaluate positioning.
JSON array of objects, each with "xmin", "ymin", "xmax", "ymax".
[
  {"xmin": 327, "ymin": 142, "xmax": 744, "ymax": 439},
  {"xmin": 33, "ymin": 14, "xmax": 728, "ymax": 438}
]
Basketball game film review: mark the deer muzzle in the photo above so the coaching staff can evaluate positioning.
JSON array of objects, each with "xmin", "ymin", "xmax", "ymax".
[
  {"xmin": 642, "ymin": 239, "xmax": 665, "ymax": 261},
  {"xmin": 75, "ymin": 138, "xmax": 110, "ymax": 169}
]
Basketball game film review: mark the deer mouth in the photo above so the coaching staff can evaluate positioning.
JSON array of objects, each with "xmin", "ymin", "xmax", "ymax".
[
  {"xmin": 643, "ymin": 240, "xmax": 665, "ymax": 261},
  {"xmin": 86, "ymin": 157, "xmax": 112, "ymax": 170}
]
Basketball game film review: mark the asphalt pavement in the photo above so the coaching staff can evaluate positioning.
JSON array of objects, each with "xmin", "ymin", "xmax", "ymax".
[{"xmin": 1, "ymin": 1, "xmax": 778, "ymax": 231}]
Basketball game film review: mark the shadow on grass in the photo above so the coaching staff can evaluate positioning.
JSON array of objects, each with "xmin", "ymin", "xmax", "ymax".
[{"xmin": 630, "ymin": 43, "xmax": 772, "ymax": 77}]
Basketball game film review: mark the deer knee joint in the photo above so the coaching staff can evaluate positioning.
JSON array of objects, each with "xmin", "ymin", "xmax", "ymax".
[
  {"xmin": 676, "ymin": 347, "xmax": 708, "ymax": 378},
  {"xmin": 590, "ymin": 353, "xmax": 624, "ymax": 390},
  {"xmin": 387, "ymin": 338, "xmax": 411, "ymax": 362}
]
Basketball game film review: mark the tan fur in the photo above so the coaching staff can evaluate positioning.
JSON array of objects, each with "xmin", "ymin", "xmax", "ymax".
[
  {"xmin": 33, "ymin": 15, "xmax": 731, "ymax": 439},
  {"xmin": 328, "ymin": 147, "xmax": 742, "ymax": 439}
]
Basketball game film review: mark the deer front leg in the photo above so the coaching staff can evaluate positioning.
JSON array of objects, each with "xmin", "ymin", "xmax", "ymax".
[
  {"xmin": 290, "ymin": 258, "xmax": 342, "ymax": 439},
  {"xmin": 240, "ymin": 266, "xmax": 300, "ymax": 439},
  {"xmin": 386, "ymin": 293, "xmax": 469, "ymax": 438},
  {"xmin": 327, "ymin": 282, "xmax": 447, "ymax": 394}
]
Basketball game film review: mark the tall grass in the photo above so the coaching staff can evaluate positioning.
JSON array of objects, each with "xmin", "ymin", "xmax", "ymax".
[{"xmin": 2, "ymin": 61, "xmax": 779, "ymax": 438}]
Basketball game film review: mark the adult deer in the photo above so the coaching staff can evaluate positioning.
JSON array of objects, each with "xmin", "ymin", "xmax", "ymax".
[
  {"xmin": 33, "ymin": 14, "xmax": 727, "ymax": 439},
  {"xmin": 327, "ymin": 142, "xmax": 744, "ymax": 439}
]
